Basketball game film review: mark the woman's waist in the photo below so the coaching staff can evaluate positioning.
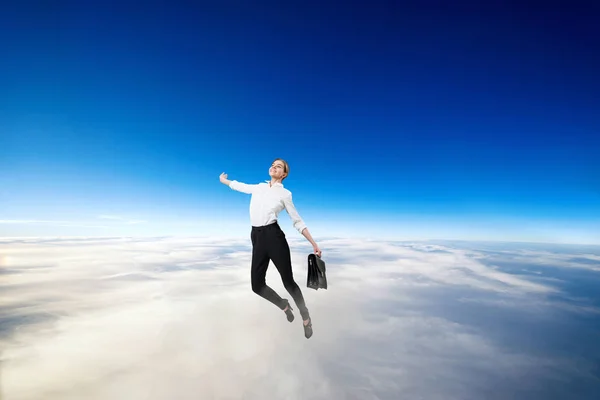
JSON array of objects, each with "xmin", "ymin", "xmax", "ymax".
[{"xmin": 251, "ymin": 220, "xmax": 280, "ymax": 231}]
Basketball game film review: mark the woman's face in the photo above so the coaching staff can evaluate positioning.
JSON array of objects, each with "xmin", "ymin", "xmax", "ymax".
[{"xmin": 269, "ymin": 160, "xmax": 287, "ymax": 180}]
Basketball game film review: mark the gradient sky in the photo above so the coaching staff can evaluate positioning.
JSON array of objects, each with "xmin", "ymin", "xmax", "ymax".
[{"xmin": 1, "ymin": 1, "xmax": 599, "ymax": 243}]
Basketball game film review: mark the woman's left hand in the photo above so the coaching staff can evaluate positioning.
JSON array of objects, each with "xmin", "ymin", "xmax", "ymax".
[{"xmin": 313, "ymin": 245, "xmax": 322, "ymax": 258}]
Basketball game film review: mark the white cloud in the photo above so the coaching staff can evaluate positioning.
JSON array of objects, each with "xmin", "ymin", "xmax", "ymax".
[
  {"xmin": 0, "ymin": 216, "xmax": 147, "ymax": 234},
  {"xmin": 97, "ymin": 215, "xmax": 147, "ymax": 224},
  {"xmin": 125, "ymin": 219, "xmax": 147, "ymax": 225},
  {"xmin": 1, "ymin": 237, "xmax": 597, "ymax": 399},
  {"xmin": 0, "ymin": 220, "xmax": 111, "ymax": 230},
  {"xmin": 503, "ymin": 249, "xmax": 600, "ymax": 272},
  {"xmin": 97, "ymin": 215, "xmax": 123, "ymax": 220},
  {"xmin": 0, "ymin": 220, "xmax": 72, "ymax": 224}
]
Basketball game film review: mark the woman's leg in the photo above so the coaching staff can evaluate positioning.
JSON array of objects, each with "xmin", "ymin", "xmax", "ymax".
[
  {"xmin": 268, "ymin": 229, "xmax": 310, "ymax": 322},
  {"xmin": 250, "ymin": 228, "xmax": 286, "ymax": 308}
]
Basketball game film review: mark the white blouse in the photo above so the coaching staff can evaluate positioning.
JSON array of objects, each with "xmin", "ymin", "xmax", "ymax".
[{"xmin": 229, "ymin": 180, "xmax": 307, "ymax": 234}]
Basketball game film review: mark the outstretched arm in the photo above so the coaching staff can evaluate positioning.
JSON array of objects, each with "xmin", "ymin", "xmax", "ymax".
[{"xmin": 220, "ymin": 172, "xmax": 256, "ymax": 194}]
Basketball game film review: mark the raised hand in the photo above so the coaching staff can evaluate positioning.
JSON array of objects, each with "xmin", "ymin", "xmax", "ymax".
[{"xmin": 219, "ymin": 172, "xmax": 229, "ymax": 184}]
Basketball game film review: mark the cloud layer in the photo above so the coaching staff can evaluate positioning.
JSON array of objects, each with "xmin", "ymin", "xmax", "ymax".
[{"xmin": 1, "ymin": 237, "xmax": 599, "ymax": 399}]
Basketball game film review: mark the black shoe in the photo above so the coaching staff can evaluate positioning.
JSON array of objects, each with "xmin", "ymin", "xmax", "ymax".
[
  {"xmin": 303, "ymin": 317, "xmax": 313, "ymax": 339},
  {"xmin": 282, "ymin": 299, "xmax": 294, "ymax": 322}
]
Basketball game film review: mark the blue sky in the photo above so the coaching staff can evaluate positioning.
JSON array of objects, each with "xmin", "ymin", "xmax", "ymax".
[{"xmin": 1, "ymin": 1, "xmax": 599, "ymax": 243}]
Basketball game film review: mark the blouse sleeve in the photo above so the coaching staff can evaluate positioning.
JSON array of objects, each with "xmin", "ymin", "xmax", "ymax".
[
  {"xmin": 229, "ymin": 180, "xmax": 257, "ymax": 194},
  {"xmin": 283, "ymin": 193, "xmax": 307, "ymax": 234}
]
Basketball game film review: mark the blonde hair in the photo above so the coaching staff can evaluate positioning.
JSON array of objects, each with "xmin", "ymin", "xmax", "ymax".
[{"xmin": 273, "ymin": 158, "xmax": 289, "ymax": 181}]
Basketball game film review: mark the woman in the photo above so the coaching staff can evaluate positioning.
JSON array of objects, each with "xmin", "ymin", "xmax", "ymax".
[{"xmin": 219, "ymin": 158, "xmax": 321, "ymax": 339}]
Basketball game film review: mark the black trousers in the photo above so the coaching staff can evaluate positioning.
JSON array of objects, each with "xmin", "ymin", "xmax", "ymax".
[{"xmin": 250, "ymin": 222, "xmax": 310, "ymax": 320}]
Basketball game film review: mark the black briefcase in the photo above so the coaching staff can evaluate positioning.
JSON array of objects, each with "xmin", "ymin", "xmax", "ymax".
[{"xmin": 307, "ymin": 253, "xmax": 328, "ymax": 290}]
